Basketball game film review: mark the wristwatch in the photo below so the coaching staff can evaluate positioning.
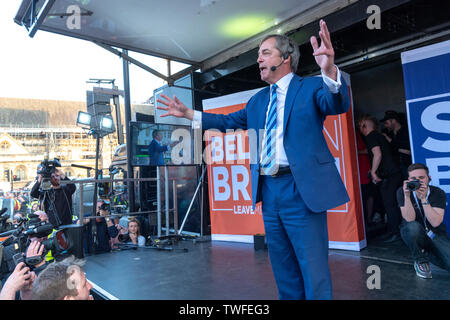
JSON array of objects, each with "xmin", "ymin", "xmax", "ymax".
[{"xmin": 421, "ymin": 200, "xmax": 430, "ymax": 205}]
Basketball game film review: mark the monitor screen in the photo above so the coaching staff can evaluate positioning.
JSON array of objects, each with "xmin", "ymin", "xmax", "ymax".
[
  {"xmin": 130, "ymin": 121, "xmax": 194, "ymax": 166},
  {"xmin": 153, "ymin": 74, "xmax": 193, "ymax": 126}
]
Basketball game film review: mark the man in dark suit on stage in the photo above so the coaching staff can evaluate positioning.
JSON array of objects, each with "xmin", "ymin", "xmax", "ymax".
[
  {"xmin": 148, "ymin": 130, "xmax": 170, "ymax": 166},
  {"xmin": 157, "ymin": 20, "xmax": 350, "ymax": 300}
]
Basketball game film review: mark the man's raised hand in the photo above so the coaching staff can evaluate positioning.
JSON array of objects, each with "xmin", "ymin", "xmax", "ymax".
[
  {"xmin": 156, "ymin": 94, "xmax": 194, "ymax": 120},
  {"xmin": 310, "ymin": 19, "xmax": 337, "ymax": 80}
]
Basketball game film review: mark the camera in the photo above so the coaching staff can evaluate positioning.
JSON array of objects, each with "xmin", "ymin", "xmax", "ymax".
[
  {"xmin": 407, "ymin": 179, "xmax": 421, "ymax": 191},
  {"xmin": 0, "ymin": 213, "xmax": 84, "ymax": 279},
  {"xmin": 37, "ymin": 158, "xmax": 61, "ymax": 191},
  {"xmin": 99, "ymin": 202, "xmax": 110, "ymax": 212},
  {"xmin": 118, "ymin": 233, "xmax": 131, "ymax": 243}
]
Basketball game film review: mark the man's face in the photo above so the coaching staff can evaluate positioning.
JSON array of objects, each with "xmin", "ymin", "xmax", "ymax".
[
  {"xmin": 96, "ymin": 202, "xmax": 107, "ymax": 214},
  {"xmin": 257, "ymin": 37, "xmax": 287, "ymax": 84},
  {"xmin": 65, "ymin": 267, "xmax": 93, "ymax": 300},
  {"xmin": 408, "ymin": 169, "xmax": 430, "ymax": 187},
  {"xmin": 50, "ymin": 173, "xmax": 61, "ymax": 187},
  {"xmin": 383, "ymin": 119, "xmax": 395, "ymax": 132},
  {"xmin": 359, "ymin": 120, "xmax": 369, "ymax": 136}
]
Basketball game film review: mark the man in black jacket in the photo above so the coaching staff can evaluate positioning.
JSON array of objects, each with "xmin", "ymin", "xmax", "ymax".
[{"xmin": 30, "ymin": 168, "xmax": 76, "ymax": 227}]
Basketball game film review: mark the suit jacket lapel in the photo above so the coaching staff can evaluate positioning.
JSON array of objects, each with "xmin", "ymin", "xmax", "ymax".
[
  {"xmin": 283, "ymin": 75, "xmax": 303, "ymax": 131},
  {"xmin": 256, "ymin": 87, "xmax": 270, "ymax": 130}
]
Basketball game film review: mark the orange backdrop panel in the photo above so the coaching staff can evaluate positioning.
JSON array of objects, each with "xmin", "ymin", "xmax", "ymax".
[{"xmin": 203, "ymin": 85, "xmax": 365, "ymax": 248}]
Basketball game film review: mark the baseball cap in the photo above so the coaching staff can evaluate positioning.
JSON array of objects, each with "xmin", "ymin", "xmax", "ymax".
[{"xmin": 381, "ymin": 110, "xmax": 400, "ymax": 122}]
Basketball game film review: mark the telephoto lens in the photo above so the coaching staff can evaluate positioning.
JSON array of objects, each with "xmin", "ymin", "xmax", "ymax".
[{"xmin": 407, "ymin": 179, "xmax": 421, "ymax": 191}]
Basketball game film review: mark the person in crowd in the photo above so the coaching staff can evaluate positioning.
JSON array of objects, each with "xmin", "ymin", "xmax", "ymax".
[
  {"xmin": 397, "ymin": 163, "xmax": 450, "ymax": 279},
  {"xmin": 31, "ymin": 255, "xmax": 93, "ymax": 300},
  {"xmin": 83, "ymin": 200, "xmax": 118, "ymax": 254},
  {"xmin": 30, "ymin": 202, "xmax": 40, "ymax": 215},
  {"xmin": 356, "ymin": 130, "xmax": 376, "ymax": 227},
  {"xmin": 13, "ymin": 213, "xmax": 23, "ymax": 224},
  {"xmin": 109, "ymin": 216, "xmax": 128, "ymax": 250},
  {"xmin": 0, "ymin": 262, "xmax": 35, "ymax": 300},
  {"xmin": 0, "ymin": 239, "xmax": 49, "ymax": 300},
  {"xmin": 381, "ymin": 110, "xmax": 412, "ymax": 179},
  {"xmin": 28, "ymin": 211, "xmax": 59, "ymax": 263},
  {"xmin": 157, "ymin": 20, "xmax": 350, "ymax": 300},
  {"xmin": 123, "ymin": 218, "xmax": 146, "ymax": 247},
  {"xmin": 358, "ymin": 114, "xmax": 403, "ymax": 242},
  {"xmin": 30, "ymin": 167, "xmax": 76, "ymax": 227}
]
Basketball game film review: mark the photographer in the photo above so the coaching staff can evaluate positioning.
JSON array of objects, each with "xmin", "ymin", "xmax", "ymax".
[
  {"xmin": 30, "ymin": 164, "xmax": 76, "ymax": 227},
  {"xmin": 119, "ymin": 218, "xmax": 145, "ymax": 247},
  {"xmin": 396, "ymin": 163, "xmax": 450, "ymax": 279},
  {"xmin": 0, "ymin": 262, "xmax": 35, "ymax": 300},
  {"xmin": 83, "ymin": 200, "xmax": 118, "ymax": 254}
]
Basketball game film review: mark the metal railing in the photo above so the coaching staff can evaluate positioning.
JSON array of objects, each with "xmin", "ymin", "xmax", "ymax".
[{"xmin": 60, "ymin": 174, "xmax": 179, "ymax": 238}]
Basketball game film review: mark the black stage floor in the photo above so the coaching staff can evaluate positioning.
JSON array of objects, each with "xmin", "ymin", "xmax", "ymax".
[{"xmin": 83, "ymin": 237, "xmax": 450, "ymax": 300}]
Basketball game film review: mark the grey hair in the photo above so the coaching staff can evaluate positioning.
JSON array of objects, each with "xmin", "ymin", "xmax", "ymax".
[
  {"xmin": 259, "ymin": 34, "xmax": 300, "ymax": 72},
  {"xmin": 31, "ymin": 255, "xmax": 86, "ymax": 300}
]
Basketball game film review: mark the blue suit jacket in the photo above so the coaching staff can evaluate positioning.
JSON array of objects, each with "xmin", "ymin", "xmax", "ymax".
[
  {"xmin": 202, "ymin": 74, "xmax": 351, "ymax": 212},
  {"xmin": 149, "ymin": 139, "xmax": 168, "ymax": 166}
]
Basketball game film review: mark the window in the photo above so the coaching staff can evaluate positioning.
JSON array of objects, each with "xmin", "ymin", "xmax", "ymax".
[
  {"xmin": 15, "ymin": 166, "xmax": 27, "ymax": 181},
  {"xmin": 1, "ymin": 141, "xmax": 10, "ymax": 151}
]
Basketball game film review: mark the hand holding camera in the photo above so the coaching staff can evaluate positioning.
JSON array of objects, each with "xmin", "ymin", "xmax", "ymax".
[{"xmin": 404, "ymin": 178, "xmax": 428, "ymax": 200}]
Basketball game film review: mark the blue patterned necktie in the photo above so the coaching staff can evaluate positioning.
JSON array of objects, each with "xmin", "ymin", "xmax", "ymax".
[{"xmin": 260, "ymin": 84, "xmax": 278, "ymax": 175}]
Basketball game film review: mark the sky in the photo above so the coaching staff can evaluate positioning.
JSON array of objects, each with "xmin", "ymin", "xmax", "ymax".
[{"xmin": 0, "ymin": 1, "xmax": 187, "ymax": 104}]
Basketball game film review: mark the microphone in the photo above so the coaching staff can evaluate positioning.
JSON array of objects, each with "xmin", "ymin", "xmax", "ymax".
[
  {"xmin": 24, "ymin": 224, "xmax": 54, "ymax": 236},
  {"xmin": 270, "ymin": 59, "xmax": 285, "ymax": 72}
]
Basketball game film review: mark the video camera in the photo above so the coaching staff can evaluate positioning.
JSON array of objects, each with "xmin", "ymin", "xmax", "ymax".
[
  {"xmin": 37, "ymin": 158, "xmax": 61, "ymax": 191},
  {"xmin": 0, "ymin": 212, "xmax": 84, "ymax": 279}
]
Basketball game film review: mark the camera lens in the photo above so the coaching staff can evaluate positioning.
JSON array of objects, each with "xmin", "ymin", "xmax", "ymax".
[{"xmin": 407, "ymin": 179, "xmax": 421, "ymax": 191}]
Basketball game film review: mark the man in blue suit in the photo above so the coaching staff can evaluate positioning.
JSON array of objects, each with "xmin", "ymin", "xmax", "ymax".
[
  {"xmin": 157, "ymin": 20, "xmax": 350, "ymax": 299},
  {"xmin": 148, "ymin": 130, "xmax": 170, "ymax": 166}
]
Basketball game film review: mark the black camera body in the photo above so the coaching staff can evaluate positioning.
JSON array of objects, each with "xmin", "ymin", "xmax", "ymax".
[
  {"xmin": 118, "ymin": 233, "xmax": 131, "ymax": 243},
  {"xmin": 37, "ymin": 158, "xmax": 61, "ymax": 178},
  {"xmin": 37, "ymin": 158, "xmax": 61, "ymax": 191},
  {"xmin": 407, "ymin": 179, "xmax": 421, "ymax": 191},
  {"xmin": 99, "ymin": 202, "xmax": 110, "ymax": 211},
  {"xmin": 0, "ymin": 212, "xmax": 84, "ymax": 279}
]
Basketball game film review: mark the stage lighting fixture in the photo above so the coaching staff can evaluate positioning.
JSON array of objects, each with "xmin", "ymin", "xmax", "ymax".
[
  {"xmin": 100, "ymin": 115, "xmax": 115, "ymax": 132},
  {"xmin": 76, "ymin": 111, "xmax": 92, "ymax": 128}
]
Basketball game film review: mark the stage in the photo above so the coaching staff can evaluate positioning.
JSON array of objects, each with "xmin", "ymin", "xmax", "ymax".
[{"xmin": 83, "ymin": 238, "xmax": 450, "ymax": 300}]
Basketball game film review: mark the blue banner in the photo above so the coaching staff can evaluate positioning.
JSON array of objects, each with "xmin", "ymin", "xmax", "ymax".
[{"xmin": 402, "ymin": 40, "xmax": 450, "ymax": 235}]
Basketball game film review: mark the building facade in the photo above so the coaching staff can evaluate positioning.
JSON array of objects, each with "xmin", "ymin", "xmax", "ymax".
[{"xmin": 0, "ymin": 97, "xmax": 122, "ymax": 191}]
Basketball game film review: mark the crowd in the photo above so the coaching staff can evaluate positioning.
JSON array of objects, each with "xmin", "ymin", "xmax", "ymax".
[{"xmin": 0, "ymin": 165, "xmax": 147, "ymax": 300}]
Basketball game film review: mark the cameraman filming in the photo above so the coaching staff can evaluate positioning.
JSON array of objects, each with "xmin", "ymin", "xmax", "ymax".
[
  {"xmin": 30, "ymin": 163, "xmax": 76, "ymax": 227},
  {"xmin": 396, "ymin": 163, "xmax": 450, "ymax": 279},
  {"xmin": 83, "ymin": 200, "xmax": 118, "ymax": 254}
]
